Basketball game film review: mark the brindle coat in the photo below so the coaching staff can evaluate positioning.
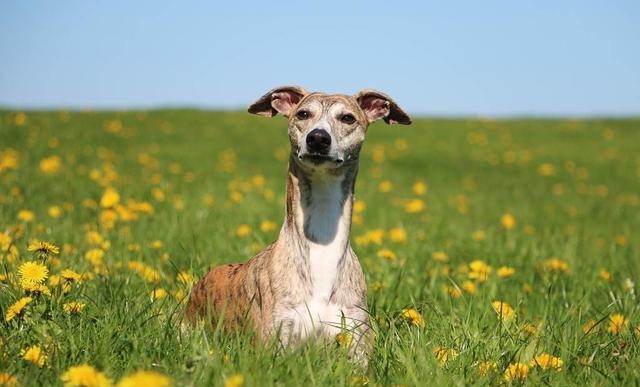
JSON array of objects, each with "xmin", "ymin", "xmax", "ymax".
[{"xmin": 185, "ymin": 86, "xmax": 411, "ymax": 363}]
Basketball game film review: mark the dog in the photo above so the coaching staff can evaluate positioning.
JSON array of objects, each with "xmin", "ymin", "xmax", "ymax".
[{"xmin": 185, "ymin": 86, "xmax": 411, "ymax": 364}]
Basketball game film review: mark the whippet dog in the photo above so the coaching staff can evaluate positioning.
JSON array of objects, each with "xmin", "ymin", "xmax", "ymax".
[{"xmin": 186, "ymin": 86, "xmax": 411, "ymax": 363}]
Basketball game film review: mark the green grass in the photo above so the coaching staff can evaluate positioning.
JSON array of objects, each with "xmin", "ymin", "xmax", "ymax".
[{"xmin": 1, "ymin": 109, "xmax": 639, "ymax": 386}]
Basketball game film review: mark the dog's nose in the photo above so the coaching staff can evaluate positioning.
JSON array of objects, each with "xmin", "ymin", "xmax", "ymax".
[{"xmin": 306, "ymin": 129, "xmax": 331, "ymax": 153}]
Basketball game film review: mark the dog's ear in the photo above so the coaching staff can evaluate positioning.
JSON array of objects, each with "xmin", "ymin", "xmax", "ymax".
[
  {"xmin": 355, "ymin": 90, "xmax": 412, "ymax": 125},
  {"xmin": 248, "ymin": 86, "xmax": 308, "ymax": 117}
]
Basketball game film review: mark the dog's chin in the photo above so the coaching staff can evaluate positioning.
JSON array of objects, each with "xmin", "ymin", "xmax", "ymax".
[{"xmin": 297, "ymin": 153, "xmax": 344, "ymax": 168}]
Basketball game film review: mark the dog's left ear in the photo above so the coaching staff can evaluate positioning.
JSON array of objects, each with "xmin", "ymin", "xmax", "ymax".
[
  {"xmin": 248, "ymin": 86, "xmax": 308, "ymax": 117},
  {"xmin": 355, "ymin": 90, "xmax": 412, "ymax": 125}
]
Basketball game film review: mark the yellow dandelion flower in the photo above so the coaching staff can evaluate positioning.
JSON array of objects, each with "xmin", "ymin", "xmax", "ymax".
[
  {"xmin": 100, "ymin": 187, "xmax": 120, "ymax": 208},
  {"xmin": 468, "ymin": 260, "xmax": 491, "ymax": 282},
  {"xmin": 150, "ymin": 288, "xmax": 167, "ymax": 300},
  {"xmin": 223, "ymin": 374, "xmax": 244, "ymax": 387},
  {"xmin": 0, "ymin": 148, "xmax": 20, "ymax": 172},
  {"xmin": 335, "ymin": 332, "xmax": 353, "ymax": 348},
  {"xmin": 149, "ymin": 240, "xmax": 163, "ymax": 250},
  {"xmin": 27, "ymin": 240, "xmax": 60, "ymax": 255},
  {"xmin": 17, "ymin": 209, "xmax": 35, "ymax": 222},
  {"xmin": 377, "ymin": 248, "xmax": 397, "ymax": 261},
  {"xmin": 85, "ymin": 249, "xmax": 105, "ymax": 266},
  {"xmin": 476, "ymin": 361, "xmax": 497, "ymax": 376},
  {"xmin": 21, "ymin": 344, "xmax": 47, "ymax": 367},
  {"xmin": 177, "ymin": 271, "xmax": 195, "ymax": 286},
  {"xmin": 608, "ymin": 313, "xmax": 628, "ymax": 334},
  {"xmin": 531, "ymin": 353, "xmax": 563, "ymax": 371},
  {"xmin": 116, "ymin": 370, "xmax": 171, "ymax": 387},
  {"xmin": 433, "ymin": 346, "xmax": 458, "ymax": 366},
  {"xmin": 22, "ymin": 281, "xmax": 52, "ymax": 296},
  {"xmin": 236, "ymin": 224, "xmax": 252, "ymax": 237},
  {"xmin": 402, "ymin": 308, "xmax": 426, "ymax": 328},
  {"xmin": 353, "ymin": 199, "xmax": 366, "ymax": 214},
  {"xmin": 461, "ymin": 280, "xmax": 477, "ymax": 295},
  {"xmin": 522, "ymin": 322, "xmax": 540, "ymax": 336},
  {"xmin": 582, "ymin": 319, "xmax": 599, "ymax": 335},
  {"xmin": 432, "ymin": 251, "xmax": 448, "ymax": 262},
  {"xmin": 39, "ymin": 155, "xmax": 62, "ymax": 175},
  {"xmin": 543, "ymin": 257, "xmax": 570, "ymax": 273},
  {"xmin": 599, "ymin": 269, "xmax": 612, "ymax": 282},
  {"xmin": 537, "ymin": 163, "xmax": 556, "ymax": 176},
  {"xmin": 63, "ymin": 302, "xmax": 86, "ymax": 315},
  {"xmin": 500, "ymin": 213, "xmax": 516, "ymax": 230},
  {"xmin": 260, "ymin": 220, "xmax": 277, "ymax": 233},
  {"xmin": 412, "ymin": 180, "xmax": 428, "ymax": 196},
  {"xmin": 491, "ymin": 301, "xmax": 516, "ymax": 321},
  {"xmin": 503, "ymin": 362, "xmax": 528, "ymax": 382},
  {"xmin": 0, "ymin": 373, "xmax": 18, "ymax": 387},
  {"xmin": 61, "ymin": 269, "xmax": 83, "ymax": 283},
  {"xmin": 48, "ymin": 205, "xmax": 63, "ymax": 218},
  {"xmin": 404, "ymin": 198, "xmax": 426, "ymax": 214},
  {"xmin": 378, "ymin": 180, "xmax": 393, "ymax": 193},
  {"xmin": 18, "ymin": 261, "xmax": 49, "ymax": 284},
  {"xmin": 5, "ymin": 297, "xmax": 33, "ymax": 322},
  {"xmin": 445, "ymin": 285, "xmax": 462, "ymax": 298},
  {"xmin": 496, "ymin": 266, "xmax": 515, "ymax": 279},
  {"xmin": 60, "ymin": 364, "xmax": 113, "ymax": 387},
  {"xmin": 388, "ymin": 227, "xmax": 406, "ymax": 243}
]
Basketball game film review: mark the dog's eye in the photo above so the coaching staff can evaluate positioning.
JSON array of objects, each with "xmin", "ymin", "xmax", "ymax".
[
  {"xmin": 296, "ymin": 110, "xmax": 311, "ymax": 120},
  {"xmin": 340, "ymin": 113, "xmax": 356, "ymax": 125}
]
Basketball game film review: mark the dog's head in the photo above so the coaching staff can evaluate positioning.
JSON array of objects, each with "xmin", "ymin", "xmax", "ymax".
[{"xmin": 248, "ymin": 86, "xmax": 411, "ymax": 171}]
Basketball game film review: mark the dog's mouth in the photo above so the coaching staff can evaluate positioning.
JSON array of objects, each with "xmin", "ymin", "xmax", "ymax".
[{"xmin": 298, "ymin": 152, "xmax": 344, "ymax": 165}]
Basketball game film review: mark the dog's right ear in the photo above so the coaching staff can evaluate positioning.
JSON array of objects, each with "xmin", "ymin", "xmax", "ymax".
[{"xmin": 248, "ymin": 86, "xmax": 308, "ymax": 117}]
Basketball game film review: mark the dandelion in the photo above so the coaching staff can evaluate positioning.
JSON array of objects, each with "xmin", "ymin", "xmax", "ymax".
[
  {"xmin": 431, "ymin": 251, "xmax": 448, "ymax": 263},
  {"xmin": 500, "ymin": 213, "xmax": 516, "ymax": 230},
  {"xmin": 27, "ymin": 240, "xmax": 60, "ymax": 256},
  {"xmin": 223, "ymin": 374, "xmax": 244, "ymax": 387},
  {"xmin": 402, "ymin": 308, "xmax": 425, "ymax": 328},
  {"xmin": 543, "ymin": 257, "xmax": 570, "ymax": 273},
  {"xmin": 353, "ymin": 200, "xmax": 366, "ymax": 214},
  {"xmin": 149, "ymin": 240, "xmax": 163, "ymax": 250},
  {"xmin": 63, "ymin": 302, "xmax": 86, "ymax": 315},
  {"xmin": 445, "ymin": 285, "xmax": 462, "ymax": 298},
  {"xmin": 404, "ymin": 198, "xmax": 425, "ymax": 214},
  {"xmin": 39, "ymin": 155, "xmax": 62, "ymax": 175},
  {"xmin": 260, "ymin": 220, "xmax": 277, "ymax": 233},
  {"xmin": 116, "ymin": 370, "xmax": 171, "ymax": 387},
  {"xmin": 608, "ymin": 313, "xmax": 628, "ymax": 334},
  {"xmin": 18, "ymin": 261, "xmax": 49, "ymax": 284},
  {"xmin": 177, "ymin": 271, "xmax": 195, "ymax": 286},
  {"xmin": 61, "ymin": 269, "xmax": 83, "ymax": 283},
  {"xmin": 496, "ymin": 266, "xmax": 515, "ymax": 279},
  {"xmin": 100, "ymin": 187, "xmax": 120, "ymax": 208},
  {"xmin": 378, "ymin": 180, "xmax": 393, "ymax": 193},
  {"xmin": 236, "ymin": 224, "xmax": 252, "ymax": 237},
  {"xmin": 412, "ymin": 181, "xmax": 428, "ymax": 195},
  {"xmin": 388, "ymin": 227, "xmax": 407, "ymax": 243},
  {"xmin": 531, "ymin": 353, "xmax": 563, "ymax": 371},
  {"xmin": 599, "ymin": 269, "xmax": 612, "ymax": 282},
  {"xmin": 461, "ymin": 280, "xmax": 477, "ymax": 295},
  {"xmin": 476, "ymin": 361, "xmax": 497, "ymax": 376},
  {"xmin": 491, "ymin": 301, "xmax": 516, "ymax": 321},
  {"xmin": 22, "ymin": 281, "xmax": 51, "ymax": 296},
  {"xmin": 0, "ymin": 373, "xmax": 18, "ymax": 387},
  {"xmin": 468, "ymin": 260, "xmax": 491, "ymax": 282},
  {"xmin": 5, "ymin": 297, "xmax": 33, "ymax": 322},
  {"xmin": 0, "ymin": 148, "xmax": 20, "ymax": 172},
  {"xmin": 537, "ymin": 163, "xmax": 556, "ymax": 176},
  {"xmin": 335, "ymin": 332, "xmax": 353, "ymax": 348},
  {"xmin": 48, "ymin": 205, "xmax": 63, "ymax": 218},
  {"xmin": 150, "ymin": 288, "xmax": 167, "ymax": 300},
  {"xmin": 377, "ymin": 248, "xmax": 397, "ymax": 262},
  {"xmin": 522, "ymin": 322, "xmax": 539, "ymax": 336},
  {"xmin": 433, "ymin": 346, "xmax": 458, "ymax": 366},
  {"xmin": 60, "ymin": 364, "xmax": 113, "ymax": 387},
  {"xmin": 17, "ymin": 210, "xmax": 35, "ymax": 222},
  {"xmin": 21, "ymin": 344, "xmax": 47, "ymax": 367},
  {"xmin": 503, "ymin": 362, "xmax": 528, "ymax": 382}
]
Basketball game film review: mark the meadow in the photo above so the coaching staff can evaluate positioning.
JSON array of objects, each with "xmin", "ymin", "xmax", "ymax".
[{"xmin": 0, "ymin": 109, "xmax": 639, "ymax": 387}]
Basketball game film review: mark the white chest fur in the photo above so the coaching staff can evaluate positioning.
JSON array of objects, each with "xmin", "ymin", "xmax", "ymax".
[{"xmin": 282, "ymin": 176, "xmax": 352, "ymax": 337}]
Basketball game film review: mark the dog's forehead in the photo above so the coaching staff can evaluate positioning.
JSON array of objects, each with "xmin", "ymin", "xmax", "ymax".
[{"xmin": 299, "ymin": 92, "xmax": 360, "ymax": 111}]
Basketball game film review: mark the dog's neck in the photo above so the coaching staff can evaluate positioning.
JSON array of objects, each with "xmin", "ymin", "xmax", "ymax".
[{"xmin": 280, "ymin": 156, "xmax": 357, "ymax": 298}]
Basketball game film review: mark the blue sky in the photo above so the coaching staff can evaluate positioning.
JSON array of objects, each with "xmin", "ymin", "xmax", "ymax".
[{"xmin": 1, "ymin": 1, "xmax": 638, "ymax": 116}]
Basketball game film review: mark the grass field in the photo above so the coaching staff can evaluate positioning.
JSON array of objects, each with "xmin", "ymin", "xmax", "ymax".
[{"xmin": 1, "ymin": 109, "xmax": 639, "ymax": 386}]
